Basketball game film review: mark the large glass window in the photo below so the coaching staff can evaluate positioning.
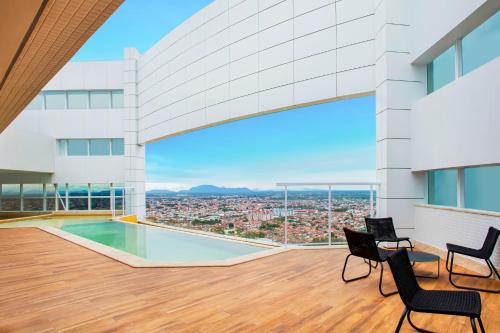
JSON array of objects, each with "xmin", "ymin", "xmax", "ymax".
[
  {"xmin": 462, "ymin": 11, "xmax": 500, "ymax": 75},
  {"xmin": 91, "ymin": 184, "xmax": 111, "ymax": 210},
  {"xmin": 90, "ymin": 91, "xmax": 111, "ymax": 109},
  {"xmin": 427, "ymin": 45, "xmax": 455, "ymax": 94},
  {"xmin": 23, "ymin": 184, "xmax": 44, "ymax": 211},
  {"xmin": 111, "ymin": 91, "xmax": 124, "ymax": 108},
  {"xmin": 26, "ymin": 94, "xmax": 43, "ymax": 110},
  {"xmin": 111, "ymin": 138, "xmax": 125, "ymax": 155},
  {"xmin": 44, "ymin": 91, "xmax": 66, "ymax": 109},
  {"xmin": 68, "ymin": 184, "xmax": 88, "ymax": 211},
  {"xmin": 67, "ymin": 91, "xmax": 89, "ymax": 109},
  {"xmin": 428, "ymin": 169, "xmax": 457, "ymax": 207},
  {"xmin": 67, "ymin": 139, "xmax": 88, "ymax": 156},
  {"xmin": 90, "ymin": 139, "xmax": 110, "ymax": 156},
  {"xmin": 1, "ymin": 184, "xmax": 21, "ymax": 211},
  {"xmin": 46, "ymin": 184, "xmax": 56, "ymax": 211},
  {"xmin": 464, "ymin": 165, "xmax": 500, "ymax": 212}
]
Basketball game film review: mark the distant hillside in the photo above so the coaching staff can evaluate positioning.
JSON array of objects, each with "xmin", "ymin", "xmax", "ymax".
[
  {"xmin": 178, "ymin": 185, "xmax": 254, "ymax": 195},
  {"xmin": 146, "ymin": 189, "xmax": 176, "ymax": 197}
]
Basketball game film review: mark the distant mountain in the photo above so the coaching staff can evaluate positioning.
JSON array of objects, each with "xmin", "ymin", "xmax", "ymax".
[
  {"xmin": 146, "ymin": 189, "xmax": 176, "ymax": 197},
  {"xmin": 178, "ymin": 185, "xmax": 254, "ymax": 195}
]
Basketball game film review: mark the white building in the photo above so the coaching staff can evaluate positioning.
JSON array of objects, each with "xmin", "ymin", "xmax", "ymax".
[{"xmin": 0, "ymin": 0, "xmax": 498, "ymax": 266}]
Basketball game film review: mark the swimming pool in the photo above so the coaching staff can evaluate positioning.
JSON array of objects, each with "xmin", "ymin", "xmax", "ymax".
[{"xmin": 0, "ymin": 217, "xmax": 281, "ymax": 266}]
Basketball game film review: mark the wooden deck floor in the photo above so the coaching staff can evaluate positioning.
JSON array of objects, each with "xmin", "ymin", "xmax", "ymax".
[{"xmin": 0, "ymin": 228, "xmax": 498, "ymax": 333}]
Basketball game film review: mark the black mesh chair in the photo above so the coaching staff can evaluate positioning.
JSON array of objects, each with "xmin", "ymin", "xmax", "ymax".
[
  {"xmin": 388, "ymin": 249, "xmax": 485, "ymax": 333},
  {"xmin": 446, "ymin": 226, "xmax": 499, "ymax": 293},
  {"xmin": 365, "ymin": 217, "xmax": 413, "ymax": 251},
  {"xmin": 342, "ymin": 228, "xmax": 397, "ymax": 297}
]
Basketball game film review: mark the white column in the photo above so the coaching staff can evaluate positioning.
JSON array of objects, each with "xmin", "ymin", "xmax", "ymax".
[
  {"xmin": 375, "ymin": 0, "xmax": 426, "ymax": 239},
  {"xmin": 123, "ymin": 48, "xmax": 146, "ymax": 220}
]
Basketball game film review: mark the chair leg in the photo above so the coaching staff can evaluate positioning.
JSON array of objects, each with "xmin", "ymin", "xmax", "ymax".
[
  {"xmin": 487, "ymin": 259, "xmax": 500, "ymax": 280},
  {"xmin": 470, "ymin": 317, "xmax": 478, "ymax": 333},
  {"xmin": 394, "ymin": 308, "xmax": 408, "ymax": 333},
  {"xmin": 407, "ymin": 311, "xmax": 434, "ymax": 333},
  {"xmin": 342, "ymin": 254, "xmax": 372, "ymax": 283},
  {"xmin": 378, "ymin": 262, "xmax": 397, "ymax": 297},
  {"xmin": 477, "ymin": 316, "xmax": 486, "ymax": 333},
  {"xmin": 449, "ymin": 252, "xmax": 500, "ymax": 293},
  {"xmin": 405, "ymin": 239, "xmax": 414, "ymax": 251}
]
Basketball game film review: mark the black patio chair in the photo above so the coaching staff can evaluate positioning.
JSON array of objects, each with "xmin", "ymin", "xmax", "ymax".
[
  {"xmin": 342, "ymin": 228, "xmax": 397, "ymax": 297},
  {"xmin": 446, "ymin": 226, "xmax": 499, "ymax": 294},
  {"xmin": 388, "ymin": 249, "xmax": 485, "ymax": 333},
  {"xmin": 365, "ymin": 217, "xmax": 413, "ymax": 251}
]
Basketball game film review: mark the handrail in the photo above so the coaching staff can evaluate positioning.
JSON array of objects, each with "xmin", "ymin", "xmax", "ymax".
[
  {"xmin": 276, "ymin": 181, "xmax": 380, "ymax": 247},
  {"xmin": 276, "ymin": 182, "xmax": 381, "ymax": 186}
]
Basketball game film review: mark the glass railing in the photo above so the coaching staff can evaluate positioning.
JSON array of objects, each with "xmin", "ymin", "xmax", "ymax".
[
  {"xmin": 145, "ymin": 181, "xmax": 379, "ymax": 247},
  {"xmin": 276, "ymin": 182, "xmax": 380, "ymax": 246}
]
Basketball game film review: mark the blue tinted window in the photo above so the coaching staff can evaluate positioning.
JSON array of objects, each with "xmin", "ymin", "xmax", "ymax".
[
  {"xmin": 67, "ymin": 139, "xmax": 88, "ymax": 156},
  {"xmin": 462, "ymin": 11, "xmax": 500, "ymax": 75},
  {"xmin": 111, "ymin": 138, "xmax": 124, "ymax": 155},
  {"xmin": 428, "ymin": 169, "xmax": 457, "ymax": 206},
  {"xmin": 464, "ymin": 165, "xmax": 500, "ymax": 212},
  {"xmin": 90, "ymin": 139, "xmax": 110, "ymax": 156},
  {"xmin": 427, "ymin": 45, "xmax": 455, "ymax": 94}
]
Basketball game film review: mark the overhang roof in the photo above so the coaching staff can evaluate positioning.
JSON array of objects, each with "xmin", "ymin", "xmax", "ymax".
[{"xmin": 0, "ymin": 0, "xmax": 123, "ymax": 133}]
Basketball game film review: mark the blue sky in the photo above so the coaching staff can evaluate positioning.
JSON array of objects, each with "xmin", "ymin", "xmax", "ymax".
[
  {"xmin": 73, "ymin": 0, "xmax": 376, "ymax": 191},
  {"xmin": 147, "ymin": 97, "xmax": 375, "ymax": 190}
]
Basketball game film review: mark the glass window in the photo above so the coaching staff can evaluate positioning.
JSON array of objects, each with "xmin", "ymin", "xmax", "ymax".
[
  {"xmin": 58, "ymin": 140, "xmax": 67, "ymax": 155},
  {"xmin": 1, "ymin": 184, "xmax": 21, "ymax": 211},
  {"xmin": 68, "ymin": 184, "xmax": 88, "ymax": 197},
  {"xmin": 462, "ymin": 12, "xmax": 500, "ymax": 75},
  {"xmin": 90, "ymin": 91, "xmax": 111, "ymax": 109},
  {"xmin": 44, "ymin": 91, "xmax": 66, "ymax": 109},
  {"xmin": 26, "ymin": 94, "xmax": 43, "ymax": 110},
  {"xmin": 23, "ymin": 184, "xmax": 43, "ymax": 197},
  {"xmin": 91, "ymin": 183, "xmax": 111, "ymax": 197},
  {"xmin": 67, "ymin": 91, "xmax": 89, "ymax": 109},
  {"xmin": 69, "ymin": 198, "xmax": 88, "ymax": 210},
  {"xmin": 2, "ymin": 184, "xmax": 20, "ymax": 197},
  {"xmin": 91, "ymin": 198, "xmax": 111, "ymax": 210},
  {"xmin": 428, "ymin": 169, "xmax": 457, "ymax": 206},
  {"xmin": 67, "ymin": 139, "xmax": 88, "ymax": 156},
  {"xmin": 46, "ymin": 184, "xmax": 56, "ymax": 197},
  {"xmin": 427, "ymin": 45, "xmax": 455, "ymax": 94},
  {"xmin": 24, "ymin": 199, "xmax": 44, "ymax": 211},
  {"xmin": 464, "ymin": 165, "xmax": 500, "ymax": 212},
  {"xmin": 90, "ymin": 139, "xmax": 110, "ymax": 156},
  {"xmin": 111, "ymin": 138, "xmax": 125, "ymax": 155},
  {"xmin": 111, "ymin": 91, "xmax": 124, "ymax": 108}
]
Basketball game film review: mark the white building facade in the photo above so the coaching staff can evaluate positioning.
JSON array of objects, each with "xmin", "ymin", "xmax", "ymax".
[{"xmin": 0, "ymin": 0, "xmax": 498, "ymax": 264}]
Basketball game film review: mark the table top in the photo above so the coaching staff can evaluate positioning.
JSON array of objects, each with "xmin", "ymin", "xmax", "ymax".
[{"xmin": 407, "ymin": 251, "xmax": 440, "ymax": 262}]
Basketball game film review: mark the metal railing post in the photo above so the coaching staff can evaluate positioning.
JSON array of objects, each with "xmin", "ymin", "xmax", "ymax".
[
  {"xmin": 284, "ymin": 186, "xmax": 288, "ymax": 247},
  {"xmin": 328, "ymin": 185, "xmax": 332, "ymax": 246},
  {"xmin": 369, "ymin": 185, "xmax": 374, "ymax": 217}
]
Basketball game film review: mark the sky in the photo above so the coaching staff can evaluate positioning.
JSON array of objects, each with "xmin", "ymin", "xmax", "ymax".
[
  {"xmin": 73, "ymin": 0, "xmax": 376, "ymax": 191},
  {"xmin": 146, "ymin": 97, "xmax": 375, "ymax": 191}
]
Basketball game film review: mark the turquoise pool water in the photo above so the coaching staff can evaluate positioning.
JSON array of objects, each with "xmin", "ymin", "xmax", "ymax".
[
  {"xmin": 0, "ymin": 216, "xmax": 109, "ymax": 228},
  {"xmin": 1, "ymin": 218, "xmax": 267, "ymax": 262}
]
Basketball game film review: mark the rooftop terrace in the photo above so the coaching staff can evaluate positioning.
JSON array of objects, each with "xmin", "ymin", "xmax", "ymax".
[{"xmin": 0, "ymin": 227, "xmax": 497, "ymax": 332}]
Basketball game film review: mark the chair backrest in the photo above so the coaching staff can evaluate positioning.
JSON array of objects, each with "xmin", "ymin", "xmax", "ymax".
[
  {"xmin": 343, "ymin": 228, "xmax": 381, "ymax": 262},
  {"xmin": 365, "ymin": 217, "xmax": 397, "ymax": 240},
  {"xmin": 387, "ymin": 249, "xmax": 421, "ymax": 307},
  {"xmin": 480, "ymin": 227, "xmax": 500, "ymax": 257}
]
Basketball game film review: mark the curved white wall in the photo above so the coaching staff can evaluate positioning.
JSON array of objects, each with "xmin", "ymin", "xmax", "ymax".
[{"xmin": 137, "ymin": 0, "xmax": 376, "ymax": 143}]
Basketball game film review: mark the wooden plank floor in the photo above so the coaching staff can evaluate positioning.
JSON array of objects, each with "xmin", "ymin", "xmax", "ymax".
[{"xmin": 0, "ymin": 228, "xmax": 498, "ymax": 333}]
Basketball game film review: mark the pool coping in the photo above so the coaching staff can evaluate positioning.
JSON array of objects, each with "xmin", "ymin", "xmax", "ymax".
[{"xmin": 38, "ymin": 225, "xmax": 290, "ymax": 268}]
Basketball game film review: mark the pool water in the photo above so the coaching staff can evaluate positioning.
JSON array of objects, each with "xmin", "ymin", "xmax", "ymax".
[{"xmin": 1, "ymin": 218, "xmax": 267, "ymax": 262}]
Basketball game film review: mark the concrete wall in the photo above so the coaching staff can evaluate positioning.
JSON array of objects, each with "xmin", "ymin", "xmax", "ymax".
[
  {"xmin": 0, "ymin": 61, "xmax": 127, "ymax": 185},
  {"xmin": 412, "ymin": 58, "xmax": 500, "ymax": 171},
  {"xmin": 137, "ymin": 0, "xmax": 377, "ymax": 143},
  {"xmin": 415, "ymin": 205, "xmax": 500, "ymax": 267}
]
